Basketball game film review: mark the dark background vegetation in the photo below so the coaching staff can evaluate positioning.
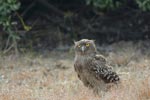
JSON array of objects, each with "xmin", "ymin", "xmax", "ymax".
[
  {"xmin": 1, "ymin": 0, "xmax": 150, "ymax": 53},
  {"xmin": 1, "ymin": 1, "xmax": 150, "ymax": 100}
]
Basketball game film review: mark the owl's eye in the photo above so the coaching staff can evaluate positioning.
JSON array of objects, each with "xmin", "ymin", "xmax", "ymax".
[{"xmin": 86, "ymin": 43, "xmax": 90, "ymax": 47}]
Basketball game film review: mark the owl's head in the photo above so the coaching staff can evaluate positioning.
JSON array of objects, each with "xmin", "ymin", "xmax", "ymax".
[{"xmin": 74, "ymin": 39, "xmax": 97, "ymax": 55}]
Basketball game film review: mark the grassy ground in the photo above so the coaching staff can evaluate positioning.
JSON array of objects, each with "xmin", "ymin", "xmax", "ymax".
[{"xmin": 0, "ymin": 40, "xmax": 150, "ymax": 100}]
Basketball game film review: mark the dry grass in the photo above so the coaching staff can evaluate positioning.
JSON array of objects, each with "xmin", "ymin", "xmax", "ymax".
[{"xmin": 0, "ymin": 40, "xmax": 150, "ymax": 100}]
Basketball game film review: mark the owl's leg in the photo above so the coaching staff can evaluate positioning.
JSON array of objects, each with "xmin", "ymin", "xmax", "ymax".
[
  {"xmin": 78, "ymin": 74, "xmax": 93, "ymax": 88},
  {"xmin": 82, "ymin": 80, "xmax": 93, "ymax": 89},
  {"xmin": 85, "ymin": 81, "xmax": 93, "ymax": 88},
  {"xmin": 78, "ymin": 74, "xmax": 81, "ymax": 80}
]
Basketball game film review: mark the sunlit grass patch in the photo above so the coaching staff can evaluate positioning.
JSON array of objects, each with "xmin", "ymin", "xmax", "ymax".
[{"xmin": 0, "ymin": 41, "xmax": 150, "ymax": 100}]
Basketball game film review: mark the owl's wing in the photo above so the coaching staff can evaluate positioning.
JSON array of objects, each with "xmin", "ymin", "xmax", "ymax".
[
  {"xmin": 90, "ymin": 54, "xmax": 120, "ymax": 83},
  {"xmin": 94, "ymin": 54, "xmax": 107, "ymax": 65}
]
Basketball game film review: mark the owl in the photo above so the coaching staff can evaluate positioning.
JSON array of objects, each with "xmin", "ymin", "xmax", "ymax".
[{"xmin": 74, "ymin": 39, "xmax": 120, "ymax": 93}]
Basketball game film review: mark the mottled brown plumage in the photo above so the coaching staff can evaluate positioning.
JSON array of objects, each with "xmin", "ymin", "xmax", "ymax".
[{"xmin": 74, "ymin": 39, "xmax": 119, "ymax": 93}]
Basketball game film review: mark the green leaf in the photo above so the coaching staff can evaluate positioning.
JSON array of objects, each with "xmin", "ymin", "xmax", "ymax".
[
  {"xmin": 86, "ymin": 0, "xmax": 92, "ymax": 5},
  {"xmin": 7, "ymin": 0, "xmax": 12, "ymax": 3}
]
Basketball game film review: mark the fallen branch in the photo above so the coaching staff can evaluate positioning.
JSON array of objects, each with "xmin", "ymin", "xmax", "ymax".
[
  {"xmin": 21, "ymin": 1, "xmax": 36, "ymax": 17},
  {"xmin": 36, "ymin": 0, "xmax": 64, "ymax": 17}
]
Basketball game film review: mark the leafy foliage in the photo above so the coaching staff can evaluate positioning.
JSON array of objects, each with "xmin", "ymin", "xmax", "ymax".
[
  {"xmin": 0, "ymin": 0, "xmax": 20, "ymax": 52},
  {"xmin": 136, "ymin": 0, "xmax": 150, "ymax": 11},
  {"xmin": 86, "ymin": 0, "xmax": 121, "ymax": 10},
  {"xmin": 0, "ymin": 0, "xmax": 150, "ymax": 53},
  {"xmin": 86, "ymin": 0, "xmax": 150, "ymax": 11}
]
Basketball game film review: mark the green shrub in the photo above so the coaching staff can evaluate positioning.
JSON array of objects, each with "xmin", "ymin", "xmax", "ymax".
[
  {"xmin": 136, "ymin": 0, "xmax": 150, "ymax": 11},
  {"xmin": 86, "ymin": 0, "xmax": 150, "ymax": 11},
  {"xmin": 86, "ymin": 0, "xmax": 121, "ymax": 10},
  {"xmin": 0, "ymin": 0, "xmax": 20, "ymax": 52}
]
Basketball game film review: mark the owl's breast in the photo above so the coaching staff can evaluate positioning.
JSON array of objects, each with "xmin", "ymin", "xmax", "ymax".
[
  {"xmin": 74, "ymin": 60, "xmax": 84, "ymax": 73},
  {"xmin": 74, "ymin": 55, "xmax": 93, "ymax": 74}
]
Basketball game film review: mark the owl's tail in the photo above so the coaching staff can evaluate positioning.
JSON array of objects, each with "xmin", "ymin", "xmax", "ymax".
[
  {"xmin": 101, "ymin": 71, "xmax": 120, "ymax": 83},
  {"xmin": 96, "ymin": 67, "xmax": 120, "ymax": 84}
]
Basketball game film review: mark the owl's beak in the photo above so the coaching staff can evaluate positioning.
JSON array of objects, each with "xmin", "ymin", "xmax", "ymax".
[{"xmin": 81, "ymin": 46, "xmax": 85, "ymax": 52}]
